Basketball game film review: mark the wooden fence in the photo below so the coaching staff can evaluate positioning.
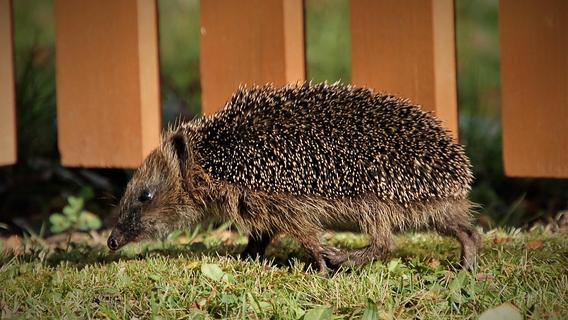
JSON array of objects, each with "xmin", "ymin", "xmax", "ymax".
[{"xmin": 0, "ymin": 0, "xmax": 566, "ymax": 177}]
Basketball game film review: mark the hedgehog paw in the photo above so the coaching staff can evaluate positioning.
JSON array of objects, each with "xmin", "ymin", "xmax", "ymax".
[{"xmin": 321, "ymin": 245, "xmax": 349, "ymax": 268}]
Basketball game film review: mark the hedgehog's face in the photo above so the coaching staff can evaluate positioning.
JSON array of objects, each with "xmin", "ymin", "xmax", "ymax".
[{"xmin": 108, "ymin": 135, "xmax": 204, "ymax": 251}]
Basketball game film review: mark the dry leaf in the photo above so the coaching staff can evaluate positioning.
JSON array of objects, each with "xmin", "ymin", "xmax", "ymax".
[
  {"xmin": 191, "ymin": 300, "xmax": 201, "ymax": 310},
  {"xmin": 178, "ymin": 235, "xmax": 191, "ymax": 245},
  {"xmin": 525, "ymin": 240, "xmax": 543, "ymax": 250},
  {"xmin": 428, "ymin": 258, "xmax": 440, "ymax": 269},
  {"xmin": 2, "ymin": 235, "xmax": 22, "ymax": 252},
  {"xmin": 493, "ymin": 236, "xmax": 512, "ymax": 244},
  {"xmin": 475, "ymin": 273, "xmax": 495, "ymax": 281}
]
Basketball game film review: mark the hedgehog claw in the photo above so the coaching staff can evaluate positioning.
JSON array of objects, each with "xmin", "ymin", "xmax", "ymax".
[{"xmin": 321, "ymin": 245, "xmax": 348, "ymax": 268}]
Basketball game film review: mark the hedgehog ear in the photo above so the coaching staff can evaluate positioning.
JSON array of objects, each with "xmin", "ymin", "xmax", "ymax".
[{"xmin": 171, "ymin": 134, "xmax": 191, "ymax": 176}]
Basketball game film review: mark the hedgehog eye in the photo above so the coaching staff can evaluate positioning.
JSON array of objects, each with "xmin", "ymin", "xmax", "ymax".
[{"xmin": 138, "ymin": 190, "xmax": 154, "ymax": 203}]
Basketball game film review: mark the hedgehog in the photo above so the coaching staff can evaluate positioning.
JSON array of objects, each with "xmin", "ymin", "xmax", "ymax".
[{"xmin": 107, "ymin": 82, "xmax": 480, "ymax": 272}]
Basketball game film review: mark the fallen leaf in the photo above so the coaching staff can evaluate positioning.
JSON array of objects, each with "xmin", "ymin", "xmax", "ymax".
[
  {"xmin": 479, "ymin": 302, "xmax": 522, "ymax": 320},
  {"xmin": 201, "ymin": 263, "xmax": 234, "ymax": 283},
  {"xmin": 449, "ymin": 271, "xmax": 469, "ymax": 304},
  {"xmin": 216, "ymin": 230, "xmax": 235, "ymax": 241},
  {"xmin": 201, "ymin": 263, "xmax": 225, "ymax": 281},
  {"xmin": 449, "ymin": 270, "xmax": 468, "ymax": 291},
  {"xmin": 2, "ymin": 235, "xmax": 22, "ymax": 252},
  {"xmin": 191, "ymin": 300, "xmax": 201, "ymax": 310},
  {"xmin": 387, "ymin": 259, "xmax": 402, "ymax": 272},
  {"xmin": 475, "ymin": 273, "xmax": 495, "ymax": 281},
  {"xmin": 493, "ymin": 236, "xmax": 513, "ymax": 244},
  {"xmin": 525, "ymin": 240, "xmax": 543, "ymax": 250},
  {"xmin": 197, "ymin": 298, "xmax": 208, "ymax": 309},
  {"xmin": 428, "ymin": 258, "xmax": 440, "ymax": 269},
  {"xmin": 196, "ymin": 287, "xmax": 217, "ymax": 309},
  {"xmin": 178, "ymin": 235, "xmax": 191, "ymax": 245}
]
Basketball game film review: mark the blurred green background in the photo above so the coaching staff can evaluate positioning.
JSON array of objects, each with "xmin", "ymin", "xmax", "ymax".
[{"xmin": 1, "ymin": 0, "xmax": 567, "ymax": 234}]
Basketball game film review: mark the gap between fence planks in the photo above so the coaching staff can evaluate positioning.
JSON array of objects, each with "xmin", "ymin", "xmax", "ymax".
[
  {"xmin": 199, "ymin": 0, "xmax": 305, "ymax": 115},
  {"xmin": 55, "ymin": 0, "xmax": 161, "ymax": 168},
  {"xmin": 350, "ymin": 0, "xmax": 458, "ymax": 138},
  {"xmin": 0, "ymin": 0, "xmax": 17, "ymax": 165}
]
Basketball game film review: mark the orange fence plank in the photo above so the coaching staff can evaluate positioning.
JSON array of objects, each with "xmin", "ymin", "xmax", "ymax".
[
  {"xmin": 500, "ymin": 0, "xmax": 568, "ymax": 177},
  {"xmin": 350, "ymin": 0, "xmax": 458, "ymax": 137},
  {"xmin": 0, "ymin": 0, "xmax": 17, "ymax": 165},
  {"xmin": 200, "ymin": 0, "xmax": 305, "ymax": 115},
  {"xmin": 55, "ymin": 0, "xmax": 160, "ymax": 167}
]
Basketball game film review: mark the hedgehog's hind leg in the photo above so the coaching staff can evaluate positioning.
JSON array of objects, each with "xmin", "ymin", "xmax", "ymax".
[
  {"xmin": 322, "ymin": 225, "xmax": 395, "ymax": 268},
  {"xmin": 441, "ymin": 223, "xmax": 480, "ymax": 269},
  {"xmin": 241, "ymin": 231, "xmax": 272, "ymax": 259},
  {"xmin": 434, "ymin": 200, "xmax": 481, "ymax": 269}
]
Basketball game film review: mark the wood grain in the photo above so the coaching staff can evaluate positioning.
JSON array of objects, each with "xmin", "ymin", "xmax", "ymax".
[
  {"xmin": 200, "ymin": 0, "xmax": 305, "ymax": 115},
  {"xmin": 500, "ymin": 0, "xmax": 568, "ymax": 177},
  {"xmin": 55, "ymin": 0, "xmax": 160, "ymax": 167},
  {"xmin": 350, "ymin": 0, "xmax": 458, "ymax": 137},
  {"xmin": 0, "ymin": 0, "xmax": 17, "ymax": 165}
]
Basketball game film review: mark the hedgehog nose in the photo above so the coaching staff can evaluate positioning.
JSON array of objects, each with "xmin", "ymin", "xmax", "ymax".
[{"xmin": 107, "ymin": 236, "xmax": 119, "ymax": 250}]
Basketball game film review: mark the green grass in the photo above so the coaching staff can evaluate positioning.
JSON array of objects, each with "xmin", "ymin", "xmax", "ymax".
[{"xmin": 1, "ymin": 227, "xmax": 566, "ymax": 319}]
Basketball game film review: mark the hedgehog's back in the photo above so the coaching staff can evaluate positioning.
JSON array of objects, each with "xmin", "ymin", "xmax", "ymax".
[{"xmin": 192, "ymin": 83, "xmax": 472, "ymax": 205}]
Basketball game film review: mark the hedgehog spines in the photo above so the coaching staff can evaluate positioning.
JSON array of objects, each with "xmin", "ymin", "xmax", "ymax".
[{"xmin": 167, "ymin": 82, "xmax": 472, "ymax": 206}]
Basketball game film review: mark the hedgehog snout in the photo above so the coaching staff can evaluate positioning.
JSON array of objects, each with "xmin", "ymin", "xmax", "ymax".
[
  {"xmin": 107, "ymin": 228, "xmax": 128, "ymax": 251},
  {"xmin": 107, "ymin": 236, "xmax": 119, "ymax": 250}
]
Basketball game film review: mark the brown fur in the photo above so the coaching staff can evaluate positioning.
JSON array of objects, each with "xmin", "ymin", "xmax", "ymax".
[
  {"xmin": 108, "ymin": 83, "xmax": 481, "ymax": 273},
  {"xmin": 109, "ymin": 141, "xmax": 480, "ymax": 271}
]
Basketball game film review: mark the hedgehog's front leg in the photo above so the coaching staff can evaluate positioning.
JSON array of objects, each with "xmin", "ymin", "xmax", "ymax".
[{"xmin": 241, "ymin": 231, "xmax": 272, "ymax": 259}]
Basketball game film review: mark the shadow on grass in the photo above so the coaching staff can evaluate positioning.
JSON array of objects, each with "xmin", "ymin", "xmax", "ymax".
[
  {"xmin": 2, "ymin": 234, "xmax": 469, "ymax": 274},
  {"xmin": 1, "ymin": 239, "xmax": 319, "ymax": 272}
]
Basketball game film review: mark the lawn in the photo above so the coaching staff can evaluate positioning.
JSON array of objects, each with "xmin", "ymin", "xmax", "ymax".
[{"xmin": 1, "ymin": 225, "xmax": 567, "ymax": 319}]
